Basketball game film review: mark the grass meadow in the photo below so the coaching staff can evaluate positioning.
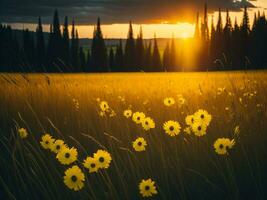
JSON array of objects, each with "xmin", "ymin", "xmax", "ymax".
[{"xmin": 0, "ymin": 72, "xmax": 267, "ymax": 200}]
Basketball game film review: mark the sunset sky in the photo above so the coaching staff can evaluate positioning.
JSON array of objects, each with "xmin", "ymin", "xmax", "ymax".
[{"xmin": 1, "ymin": 0, "xmax": 266, "ymax": 38}]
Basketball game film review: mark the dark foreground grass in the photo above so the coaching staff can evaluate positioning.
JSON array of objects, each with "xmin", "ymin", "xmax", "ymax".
[{"xmin": 0, "ymin": 72, "xmax": 267, "ymax": 200}]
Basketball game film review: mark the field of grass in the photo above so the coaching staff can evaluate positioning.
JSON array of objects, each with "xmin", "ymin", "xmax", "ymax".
[{"xmin": 0, "ymin": 72, "xmax": 267, "ymax": 200}]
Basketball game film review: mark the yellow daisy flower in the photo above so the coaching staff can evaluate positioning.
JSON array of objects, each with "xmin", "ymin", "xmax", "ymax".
[
  {"xmin": 185, "ymin": 115, "xmax": 195, "ymax": 126},
  {"xmin": 83, "ymin": 156, "xmax": 99, "ymax": 173},
  {"xmin": 141, "ymin": 117, "xmax": 155, "ymax": 131},
  {"xmin": 163, "ymin": 120, "xmax": 181, "ymax": 137},
  {"xmin": 94, "ymin": 150, "xmax": 112, "ymax": 169},
  {"xmin": 163, "ymin": 97, "xmax": 175, "ymax": 106},
  {"xmin": 133, "ymin": 137, "xmax": 147, "ymax": 152},
  {"xmin": 18, "ymin": 128, "xmax": 28, "ymax": 139},
  {"xmin": 191, "ymin": 121, "xmax": 207, "ymax": 137},
  {"xmin": 56, "ymin": 147, "xmax": 78, "ymax": 165},
  {"xmin": 100, "ymin": 101, "xmax": 109, "ymax": 112},
  {"xmin": 51, "ymin": 139, "xmax": 67, "ymax": 154},
  {"xmin": 63, "ymin": 165, "xmax": 85, "ymax": 191},
  {"xmin": 183, "ymin": 127, "xmax": 191, "ymax": 135},
  {"xmin": 99, "ymin": 111, "xmax": 105, "ymax": 117},
  {"xmin": 132, "ymin": 112, "xmax": 146, "ymax": 124},
  {"xmin": 194, "ymin": 109, "xmax": 212, "ymax": 126},
  {"xmin": 214, "ymin": 138, "xmax": 235, "ymax": 155},
  {"xmin": 178, "ymin": 97, "xmax": 185, "ymax": 105},
  {"xmin": 139, "ymin": 179, "xmax": 157, "ymax": 198},
  {"xmin": 40, "ymin": 133, "xmax": 55, "ymax": 150},
  {"xmin": 123, "ymin": 109, "xmax": 132, "ymax": 118}
]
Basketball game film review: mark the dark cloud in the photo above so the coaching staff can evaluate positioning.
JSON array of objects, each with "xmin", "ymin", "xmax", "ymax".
[{"xmin": 0, "ymin": 0, "xmax": 256, "ymax": 24}]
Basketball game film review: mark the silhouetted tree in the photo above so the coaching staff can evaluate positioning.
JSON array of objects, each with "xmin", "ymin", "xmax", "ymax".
[
  {"xmin": 114, "ymin": 39, "xmax": 124, "ymax": 72},
  {"xmin": 144, "ymin": 41, "xmax": 152, "ymax": 71},
  {"xmin": 51, "ymin": 9, "xmax": 63, "ymax": 71},
  {"xmin": 36, "ymin": 17, "xmax": 45, "ymax": 71},
  {"xmin": 70, "ymin": 19, "xmax": 79, "ymax": 70},
  {"xmin": 86, "ymin": 50, "xmax": 92, "ymax": 72},
  {"xmin": 163, "ymin": 42, "xmax": 170, "ymax": 71},
  {"xmin": 135, "ymin": 26, "xmax": 144, "ymax": 71},
  {"xmin": 62, "ymin": 16, "xmax": 70, "ymax": 68},
  {"xmin": 222, "ymin": 10, "xmax": 232, "ymax": 69},
  {"xmin": 169, "ymin": 37, "xmax": 176, "ymax": 71},
  {"xmin": 46, "ymin": 24, "xmax": 53, "ymax": 71},
  {"xmin": 124, "ymin": 21, "xmax": 136, "ymax": 71},
  {"xmin": 200, "ymin": 3, "xmax": 209, "ymax": 70},
  {"xmin": 91, "ymin": 17, "xmax": 108, "ymax": 72},
  {"xmin": 232, "ymin": 18, "xmax": 242, "ymax": 69},
  {"xmin": 22, "ymin": 29, "xmax": 35, "ymax": 71},
  {"xmin": 109, "ymin": 48, "xmax": 115, "ymax": 71},
  {"xmin": 79, "ymin": 46, "xmax": 86, "ymax": 72},
  {"xmin": 151, "ymin": 36, "xmax": 162, "ymax": 72},
  {"xmin": 240, "ymin": 6, "xmax": 250, "ymax": 69}
]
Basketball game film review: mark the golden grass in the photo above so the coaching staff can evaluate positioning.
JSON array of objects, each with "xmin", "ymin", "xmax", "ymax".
[{"xmin": 0, "ymin": 71, "xmax": 267, "ymax": 199}]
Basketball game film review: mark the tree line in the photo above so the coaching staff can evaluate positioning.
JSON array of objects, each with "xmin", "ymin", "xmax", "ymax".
[{"xmin": 0, "ymin": 5, "xmax": 267, "ymax": 72}]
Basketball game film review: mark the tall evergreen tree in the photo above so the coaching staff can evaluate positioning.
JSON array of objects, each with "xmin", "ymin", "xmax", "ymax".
[
  {"xmin": 135, "ymin": 26, "xmax": 144, "ymax": 71},
  {"xmin": 91, "ymin": 17, "xmax": 108, "ymax": 72},
  {"xmin": 36, "ymin": 17, "xmax": 45, "ymax": 71},
  {"xmin": 50, "ymin": 9, "xmax": 63, "ymax": 72},
  {"xmin": 163, "ymin": 42, "xmax": 170, "ymax": 71},
  {"xmin": 169, "ymin": 36, "xmax": 176, "ymax": 71},
  {"xmin": 144, "ymin": 41, "xmax": 152, "ymax": 71},
  {"xmin": 70, "ymin": 19, "xmax": 79, "ymax": 70},
  {"xmin": 213, "ymin": 8, "xmax": 223, "ymax": 70},
  {"xmin": 232, "ymin": 18, "xmax": 242, "ymax": 69},
  {"xmin": 79, "ymin": 46, "xmax": 86, "ymax": 72},
  {"xmin": 200, "ymin": 3, "xmax": 209, "ymax": 70},
  {"xmin": 109, "ymin": 48, "xmax": 115, "ymax": 71},
  {"xmin": 86, "ymin": 50, "xmax": 92, "ymax": 72},
  {"xmin": 151, "ymin": 35, "xmax": 162, "ymax": 72},
  {"xmin": 210, "ymin": 15, "xmax": 216, "ymax": 68},
  {"xmin": 114, "ymin": 39, "xmax": 124, "ymax": 72},
  {"xmin": 240, "ymin": 6, "xmax": 250, "ymax": 69},
  {"xmin": 22, "ymin": 29, "xmax": 35, "ymax": 71},
  {"xmin": 62, "ymin": 16, "xmax": 70, "ymax": 68},
  {"xmin": 124, "ymin": 21, "xmax": 136, "ymax": 71},
  {"xmin": 46, "ymin": 24, "xmax": 53, "ymax": 71},
  {"xmin": 223, "ymin": 10, "xmax": 233, "ymax": 69}
]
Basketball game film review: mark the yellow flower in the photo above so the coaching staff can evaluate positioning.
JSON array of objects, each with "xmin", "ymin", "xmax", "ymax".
[
  {"xmin": 18, "ymin": 128, "xmax": 28, "ymax": 139},
  {"xmin": 94, "ymin": 150, "xmax": 112, "ymax": 169},
  {"xmin": 63, "ymin": 165, "xmax": 85, "ymax": 191},
  {"xmin": 99, "ymin": 111, "xmax": 105, "ymax": 117},
  {"xmin": 194, "ymin": 109, "xmax": 212, "ymax": 126},
  {"xmin": 40, "ymin": 133, "xmax": 55, "ymax": 150},
  {"xmin": 56, "ymin": 147, "xmax": 78, "ymax": 165},
  {"xmin": 133, "ymin": 137, "xmax": 147, "ymax": 152},
  {"xmin": 139, "ymin": 179, "xmax": 157, "ymax": 198},
  {"xmin": 123, "ymin": 109, "xmax": 132, "ymax": 118},
  {"xmin": 178, "ymin": 97, "xmax": 185, "ymax": 105},
  {"xmin": 100, "ymin": 101, "xmax": 109, "ymax": 112},
  {"xmin": 164, "ymin": 97, "xmax": 175, "ymax": 106},
  {"xmin": 214, "ymin": 138, "xmax": 235, "ymax": 155},
  {"xmin": 51, "ymin": 139, "xmax": 67, "ymax": 154},
  {"xmin": 191, "ymin": 121, "xmax": 207, "ymax": 137},
  {"xmin": 185, "ymin": 115, "xmax": 195, "ymax": 126},
  {"xmin": 217, "ymin": 87, "xmax": 225, "ymax": 95},
  {"xmin": 132, "ymin": 112, "xmax": 146, "ymax": 124},
  {"xmin": 163, "ymin": 120, "xmax": 181, "ymax": 137},
  {"xmin": 141, "ymin": 117, "xmax": 155, "ymax": 131},
  {"xmin": 183, "ymin": 127, "xmax": 191, "ymax": 135},
  {"xmin": 83, "ymin": 156, "xmax": 99, "ymax": 173}
]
